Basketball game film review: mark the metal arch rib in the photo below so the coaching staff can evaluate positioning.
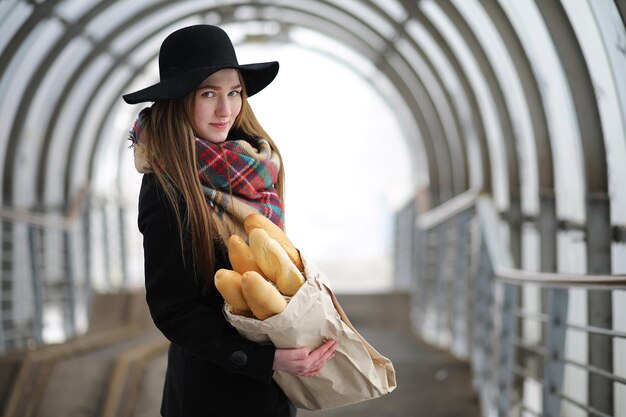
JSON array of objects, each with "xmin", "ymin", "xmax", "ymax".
[
  {"xmin": 1, "ymin": 0, "xmax": 120, "ymax": 206},
  {"xmin": 405, "ymin": 2, "xmax": 493, "ymax": 197}
]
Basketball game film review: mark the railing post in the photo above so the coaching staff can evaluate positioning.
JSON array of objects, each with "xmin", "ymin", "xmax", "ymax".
[
  {"xmin": 63, "ymin": 229, "xmax": 77, "ymax": 338},
  {"xmin": 467, "ymin": 208, "xmax": 479, "ymax": 363},
  {"xmin": 83, "ymin": 199, "xmax": 93, "ymax": 312},
  {"xmin": 586, "ymin": 194, "xmax": 613, "ymax": 415},
  {"xmin": 484, "ymin": 261, "xmax": 496, "ymax": 414},
  {"xmin": 422, "ymin": 226, "xmax": 434, "ymax": 339},
  {"xmin": 471, "ymin": 237, "xmax": 485, "ymax": 389},
  {"xmin": 539, "ymin": 192, "xmax": 558, "ymax": 414},
  {"xmin": 497, "ymin": 282, "xmax": 518, "ymax": 416},
  {"xmin": 101, "ymin": 202, "xmax": 112, "ymax": 289},
  {"xmin": 452, "ymin": 209, "xmax": 472, "ymax": 358},
  {"xmin": 414, "ymin": 221, "xmax": 435, "ymax": 338},
  {"xmin": 473, "ymin": 236, "xmax": 496, "ymax": 414},
  {"xmin": 411, "ymin": 222, "xmax": 425, "ymax": 335},
  {"xmin": 538, "ymin": 193, "xmax": 558, "ymax": 274},
  {"xmin": 394, "ymin": 199, "xmax": 417, "ymax": 291},
  {"xmin": 118, "ymin": 205, "xmax": 129, "ymax": 287},
  {"xmin": 28, "ymin": 225, "xmax": 44, "ymax": 346},
  {"xmin": 411, "ymin": 204, "xmax": 419, "ymax": 286},
  {"xmin": 436, "ymin": 222, "xmax": 449, "ymax": 346},
  {"xmin": 543, "ymin": 288, "xmax": 568, "ymax": 417},
  {"xmin": 444, "ymin": 219, "xmax": 455, "ymax": 347}
]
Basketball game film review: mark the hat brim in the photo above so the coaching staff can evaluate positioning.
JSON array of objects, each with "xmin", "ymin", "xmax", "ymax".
[{"xmin": 122, "ymin": 61, "xmax": 279, "ymax": 104}]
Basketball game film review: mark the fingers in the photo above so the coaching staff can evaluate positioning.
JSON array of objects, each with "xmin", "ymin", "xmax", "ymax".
[
  {"xmin": 308, "ymin": 340, "xmax": 337, "ymax": 363},
  {"xmin": 274, "ymin": 340, "xmax": 338, "ymax": 377},
  {"xmin": 307, "ymin": 341, "xmax": 337, "ymax": 370},
  {"xmin": 300, "ymin": 352, "xmax": 336, "ymax": 377},
  {"xmin": 297, "ymin": 340, "xmax": 337, "ymax": 377}
]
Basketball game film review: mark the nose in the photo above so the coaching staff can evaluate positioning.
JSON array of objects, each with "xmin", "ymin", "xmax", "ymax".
[{"xmin": 215, "ymin": 97, "xmax": 231, "ymax": 118}]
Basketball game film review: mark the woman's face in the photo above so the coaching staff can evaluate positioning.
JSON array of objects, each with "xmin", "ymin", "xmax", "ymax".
[{"xmin": 193, "ymin": 69, "xmax": 243, "ymax": 143}]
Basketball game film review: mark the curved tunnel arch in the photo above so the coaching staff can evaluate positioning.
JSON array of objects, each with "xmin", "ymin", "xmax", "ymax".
[
  {"xmin": 2, "ymin": 0, "xmax": 555, "ymax": 224},
  {"xmin": 1, "ymin": 1, "xmax": 510, "ymax": 214},
  {"xmin": 0, "ymin": 0, "xmax": 615, "ymax": 272}
]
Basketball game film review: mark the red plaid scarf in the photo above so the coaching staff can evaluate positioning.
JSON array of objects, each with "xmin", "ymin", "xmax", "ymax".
[
  {"xmin": 196, "ymin": 136, "xmax": 284, "ymax": 228},
  {"xmin": 128, "ymin": 109, "xmax": 284, "ymax": 232}
]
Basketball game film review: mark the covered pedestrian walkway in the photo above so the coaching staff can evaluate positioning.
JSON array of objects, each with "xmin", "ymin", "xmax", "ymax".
[{"xmin": 1, "ymin": 1, "xmax": 625, "ymax": 416}]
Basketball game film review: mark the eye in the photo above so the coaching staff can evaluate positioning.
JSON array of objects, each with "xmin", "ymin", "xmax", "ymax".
[
  {"xmin": 228, "ymin": 90, "xmax": 241, "ymax": 97},
  {"xmin": 200, "ymin": 91, "xmax": 215, "ymax": 98}
]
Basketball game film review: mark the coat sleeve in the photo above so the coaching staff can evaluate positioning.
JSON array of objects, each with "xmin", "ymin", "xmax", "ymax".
[{"xmin": 137, "ymin": 174, "xmax": 275, "ymax": 383}]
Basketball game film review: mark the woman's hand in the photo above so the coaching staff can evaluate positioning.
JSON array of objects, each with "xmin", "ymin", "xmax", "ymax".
[{"xmin": 273, "ymin": 339, "xmax": 337, "ymax": 377}]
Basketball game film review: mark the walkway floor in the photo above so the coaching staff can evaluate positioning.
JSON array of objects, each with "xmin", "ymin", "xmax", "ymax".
[
  {"xmin": 131, "ymin": 292, "xmax": 481, "ymax": 416},
  {"xmin": 297, "ymin": 293, "xmax": 481, "ymax": 417}
]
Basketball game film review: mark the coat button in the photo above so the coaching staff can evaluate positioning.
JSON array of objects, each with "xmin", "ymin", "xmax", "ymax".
[{"xmin": 230, "ymin": 350, "xmax": 248, "ymax": 366}]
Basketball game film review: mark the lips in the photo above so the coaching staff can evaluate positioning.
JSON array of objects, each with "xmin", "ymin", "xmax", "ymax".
[{"xmin": 210, "ymin": 122, "xmax": 228, "ymax": 129}]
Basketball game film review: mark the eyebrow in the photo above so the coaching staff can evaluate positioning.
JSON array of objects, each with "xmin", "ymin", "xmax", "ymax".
[{"xmin": 197, "ymin": 83, "xmax": 242, "ymax": 90}]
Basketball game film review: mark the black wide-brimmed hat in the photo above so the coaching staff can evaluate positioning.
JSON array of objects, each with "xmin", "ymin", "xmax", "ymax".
[{"xmin": 123, "ymin": 25, "xmax": 279, "ymax": 104}]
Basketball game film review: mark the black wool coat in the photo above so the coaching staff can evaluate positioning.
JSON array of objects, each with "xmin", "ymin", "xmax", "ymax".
[{"xmin": 138, "ymin": 174, "xmax": 295, "ymax": 417}]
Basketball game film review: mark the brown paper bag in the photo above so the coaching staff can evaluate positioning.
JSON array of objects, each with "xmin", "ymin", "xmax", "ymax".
[{"xmin": 223, "ymin": 255, "xmax": 397, "ymax": 410}]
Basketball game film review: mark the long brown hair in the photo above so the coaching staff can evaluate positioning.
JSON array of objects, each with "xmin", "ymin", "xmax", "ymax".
[{"xmin": 143, "ymin": 75, "xmax": 284, "ymax": 282}]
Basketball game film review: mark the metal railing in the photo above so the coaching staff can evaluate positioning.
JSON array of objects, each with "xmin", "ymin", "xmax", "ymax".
[
  {"xmin": 396, "ymin": 189, "xmax": 626, "ymax": 417},
  {"xmin": 0, "ymin": 190, "xmax": 138, "ymax": 353}
]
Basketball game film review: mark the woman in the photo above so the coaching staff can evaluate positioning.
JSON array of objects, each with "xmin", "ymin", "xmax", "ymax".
[{"xmin": 123, "ymin": 25, "xmax": 336, "ymax": 417}]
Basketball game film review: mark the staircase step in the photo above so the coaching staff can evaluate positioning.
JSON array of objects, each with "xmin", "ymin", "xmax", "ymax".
[
  {"xmin": 1, "ymin": 289, "xmax": 153, "ymax": 417},
  {"xmin": 1, "ymin": 323, "xmax": 149, "ymax": 417},
  {"xmin": 130, "ymin": 353, "xmax": 167, "ymax": 417},
  {"xmin": 100, "ymin": 332, "xmax": 168, "ymax": 417},
  {"xmin": 34, "ymin": 327, "xmax": 166, "ymax": 417}
]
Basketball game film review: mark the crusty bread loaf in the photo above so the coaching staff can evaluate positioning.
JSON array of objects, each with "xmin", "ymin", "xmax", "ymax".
[
  {"xmin": 248, "ymin": 228, "xmax": 281, "ymax": 281},
  {"xmin": 277, "ymin": 263, "xmax": 306, "ymax": 297},
  {"xmin": 227, "ymin": 235, "xmax": 264, "ymax": 276},
  {"xmin": 243, "ymin": 213, "xmax": 304, "ymax": 272},
  {"xmin": 248, "ymin": 228, "xmax": 305, "ymax": 296},
  {"xmin": 214, "ymin": 269, "xmax": 252, "ymax": 317},
  {"xmin": 241, "ymin": 271, "xmax": 287, "ymax": 320}
]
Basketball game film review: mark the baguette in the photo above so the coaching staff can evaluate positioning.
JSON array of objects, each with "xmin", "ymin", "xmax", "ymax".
[
  {"xmin": 241, "ymin": 271, "xmax": 287, "ymax": 320},
  {"xmin": 214, "ymin": 269, "xmax": 252, "ymax": 317},
  {"xmin": 248, "ymin": 228, "xmax": 305, "ymax": 296},
  {"xmin": 243, "ymin": 213, "xmax": 304, "ymax": 272},
  {"xmin": 227, "ymin": 234, "xmax": 264, "ymax": 276}
]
